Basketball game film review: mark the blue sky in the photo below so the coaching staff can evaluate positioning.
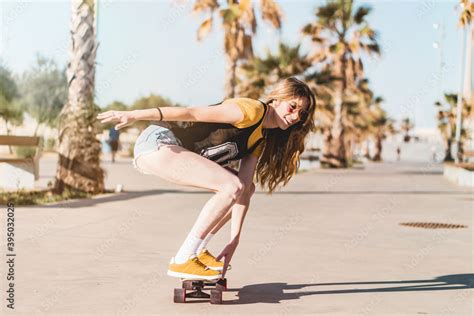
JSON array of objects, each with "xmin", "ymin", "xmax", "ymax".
[{"xmin": 0, "ymin": 0, "xmax": 468, "ymax": 129}]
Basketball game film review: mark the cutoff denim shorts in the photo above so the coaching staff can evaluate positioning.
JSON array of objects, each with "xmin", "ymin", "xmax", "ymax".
[{"xmin": 132, "ymin": 124, "xmax": 183, "ymax": 175}]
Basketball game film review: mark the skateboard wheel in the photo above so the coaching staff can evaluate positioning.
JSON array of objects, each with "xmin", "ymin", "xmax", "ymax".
[
  {"xmin": 182, "ymin": 280, "xmax": 194, "ymax": 290},
  {"xmin": 210, "ymin": 289, "xmax": 222, "ymax": 304},
  {"xmin": 174, "ymin": 288, "xmax": 186, "ymax": 303}
]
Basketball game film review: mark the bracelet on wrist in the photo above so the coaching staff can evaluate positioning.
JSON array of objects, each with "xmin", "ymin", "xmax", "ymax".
[{"xmin": 156, "ymin": 107, "xmax": 163, "ymax": 121}]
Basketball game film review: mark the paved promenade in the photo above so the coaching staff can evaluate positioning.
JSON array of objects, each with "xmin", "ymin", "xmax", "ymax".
[{"xmin": 1, "ymin": 154, "xmax": 472, "ymax": 315}]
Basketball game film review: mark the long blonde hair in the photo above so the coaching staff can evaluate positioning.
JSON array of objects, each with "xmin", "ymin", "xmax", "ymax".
[{"xmin": 255, "ymin": 77, "xmax": 317, "ymax": 194}]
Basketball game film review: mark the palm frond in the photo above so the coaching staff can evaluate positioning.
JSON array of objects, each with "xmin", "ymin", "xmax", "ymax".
[
  {"xmin": 197, "ymin": 17, "xmax": 213, "ymax": 41},
  {"xmin": 259, "ymin": 0, "xmax": 282, "ymax": 29},
  {"xmin": 193, "ymin": 0, "xmax": 219, "ymax": 13},
  {"xmin": 353, "ymin": 6, "xmax": 371, "ymax": 24}
]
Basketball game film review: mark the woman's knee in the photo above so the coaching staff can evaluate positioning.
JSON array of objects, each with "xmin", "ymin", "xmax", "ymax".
[{"xmin": 219, "ymin": 176, "xmax": 246, "ymax": 202}]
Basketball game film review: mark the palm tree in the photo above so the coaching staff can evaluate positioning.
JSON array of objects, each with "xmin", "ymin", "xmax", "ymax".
[
  {"xmin": 368, "ymin": 97, "xmax": 393, "ymax": 161},
  {"xmin": 54, "ymin": 0, "xmax": 104, "ymax": 194},
  {"xmin": 193, "ymin": 0, "xmax": 282, "ymax": 98},
  {"xmin": 350, "ymin": 79, "xmax": 394, "ymax": 162},
  {"xmin": 237, "ymin": 42, "xmax": 311, "ymax": 98},
  {"xmin": 351, "ymin": 78, "xmax": 373, "ymax": 159},
  {"xmin": 302, "ymin": 0, "xmax": 380, "ymax": 168},
  {"xmin": 459, "ymin": 0, "xmax": 473, "ymax": 26},
  {"xmin": 340, "ymin": 92, "xmax": 364, "ymax": 163},
  {"xmin": 400, "ymin": 117, "xmax": 414, "ymax": 143},
  {"xmin": 436, "ymin": 93, "xmax": 472, "ymax": 162},
  {"xmin": 304, "ymin": 68, "xmax": 336, "ymax": 161}
]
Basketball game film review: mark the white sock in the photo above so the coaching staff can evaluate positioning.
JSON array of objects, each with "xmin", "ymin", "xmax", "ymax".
[
  {"xmin": 174, "ymin": 233, "xmax": 203, "ymax": 264},
  {"xmin": 196, "ymin": 233, "xmax": 215, "ymax": 253}
]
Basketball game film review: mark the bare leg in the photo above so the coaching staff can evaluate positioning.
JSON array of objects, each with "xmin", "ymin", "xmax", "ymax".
[
  {"xmin": 135, "ymin": 145, "xmax": 246, "ymax": 239},
  {"xmin": 207, "ymin": 182, "xmax": 255, "ymax": 235},
  {"xmin": 209, "ymin": 209, "xmax": 232, "ymax": 234}
]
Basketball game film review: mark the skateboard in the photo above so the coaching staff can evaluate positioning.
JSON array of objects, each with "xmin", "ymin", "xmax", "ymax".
[{"xmin": 173, "ymin": 278, "xmax": 227, "ymax": 304}]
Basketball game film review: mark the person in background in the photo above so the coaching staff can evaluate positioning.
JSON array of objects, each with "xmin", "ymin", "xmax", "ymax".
[
  {"xmin": 108, "ymin": 127, "xmax": 120, "ymax": 163},
  {"xmin": 431, "ymin": 145, "xmax": 437, "ymax": 162}
]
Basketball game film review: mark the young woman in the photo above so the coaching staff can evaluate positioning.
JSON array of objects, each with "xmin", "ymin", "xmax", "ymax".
[{"xmin": 97, "ymin": 77, "xmax": 316, "ymax": 280}]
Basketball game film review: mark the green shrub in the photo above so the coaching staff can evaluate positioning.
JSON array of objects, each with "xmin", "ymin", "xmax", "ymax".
[
  {"xmin": 15, "ymin": 146, "xmax": 36, "ymax": 158},
  {"xmin": 0, "ymin": 188, "xmax": 92, "ymax": 206},
  {"xmin": 45, "ymin": 137, "xmax": 56, "ymax": 152},
  {"xmin": 128, "ymin": 141, "xmax": 135, "ymax": 157}
]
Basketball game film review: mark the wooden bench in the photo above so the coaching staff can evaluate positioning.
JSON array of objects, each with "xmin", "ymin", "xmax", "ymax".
[
  {"xmin": 0, "ymin": 135, "xmax": 41, "ymax": 190},
  {"xmin": 463, "ymin": 150, "xmax": 474, "ymax": 158}
]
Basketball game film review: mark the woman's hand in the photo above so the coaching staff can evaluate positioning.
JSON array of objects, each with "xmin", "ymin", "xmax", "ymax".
[
  {"xmin": 97, "ymin": 110, "xmax": 136, "ymax": 130},
  {"xmin": 215, "ymin": 238, "xmax": 239, "ymax": 277}
]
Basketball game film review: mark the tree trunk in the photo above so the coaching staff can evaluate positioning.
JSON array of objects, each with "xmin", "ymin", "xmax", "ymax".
[
  {"xmin": 54, "ymin": 0, "xmax": 104, "ymax": 194},
  {"xmin": 345, "ymin": 135, "xmax": 354, "ymax": 164},
  {"xmin": 224, "ymin": 18, "xmax": 238, "ymax": 99},
  {"xmin": 224, "ymin": 50, "xmax": 237, "ymax": 99},
  {"xmin": 322, "ymin": 33, "xmax": 348, "ymax": 168},
  {"xmin": 34, "ymin": 121, "xmax": 41, "ymax": 136},
  {"xmin": 444, "ymin": 138, "xmax": 454, "ymax": 162},
  {"xmin": 372, "ymin": 133, "xmax": 383, "ymax": 162},
  {"xmin": 325, "ymin": 1, "xmax": 348, "ymax": 168},
  {"xmin": 362, "ymin": 139, "xmax": 370, "ymax": 159},
  {"xmin": 403, "ymin": 133, "xmax": 411, "ymax": 143},
  {"xmin": 5, "ymin": 121, "xmax": 12, "ymax": 154},
  {"xmin": 319, "ymin": 128, "xmax": 332, "ymax": 166},
  {"xmin": 463, "ymin": 24, "xmax": 472, "ymax": 102},
  {"xmin": 325, "ymin": 79, "xmax": 347, "ymax": 168}
]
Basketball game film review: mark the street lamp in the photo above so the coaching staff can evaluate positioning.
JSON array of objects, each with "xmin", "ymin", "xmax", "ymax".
[
  {"xmin": 433, "ymin": 21, "xmax": 446, "ymax": 107},
  {"xmin": 453, "ymin": 1, "xmax": 471, "ymax": 163}
]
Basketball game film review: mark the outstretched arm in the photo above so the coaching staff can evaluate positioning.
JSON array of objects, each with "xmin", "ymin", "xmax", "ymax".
[{"xmin": 96, "ymin": 101, "xmax": 245, "ymax": 130}]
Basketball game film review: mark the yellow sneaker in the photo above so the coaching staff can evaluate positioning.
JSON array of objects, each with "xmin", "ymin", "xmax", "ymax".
[
  {"xmin": 197, "ymin": 249, "xmax": 231, "ymax": 271},
  {"xmin": 167, "ymin": 255, "xmax": 222, "ymax": 280}
]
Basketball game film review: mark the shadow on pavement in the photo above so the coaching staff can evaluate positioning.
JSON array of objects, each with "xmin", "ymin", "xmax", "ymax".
[
  {"xmin": 29, "ymin": 189, "xmax": 212, "ymax": 209},
  {"xmin": 399, "ymin": 170, "xmax": 444, "ymax": 175},
  {"xmin": 28, "ymin": 189, "xmax": 473, "ymax": 209},
  {"xmin": 257, "ymin": 191, "xmax": 472, "ymax": 195},
  {"xmin": 224, "ymin": 274, "xmax": 474, "ymax": 305}
]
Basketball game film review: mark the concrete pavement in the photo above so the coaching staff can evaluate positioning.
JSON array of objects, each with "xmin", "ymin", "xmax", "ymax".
[{"xmin": 1, "ymin": 154, "xmax": 472, "ymax": 315}]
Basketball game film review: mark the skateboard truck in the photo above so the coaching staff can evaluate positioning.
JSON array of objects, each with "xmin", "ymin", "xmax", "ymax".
[{"xmin": 174, "ymin": 278, "xmax": 227, "ymax": 304}]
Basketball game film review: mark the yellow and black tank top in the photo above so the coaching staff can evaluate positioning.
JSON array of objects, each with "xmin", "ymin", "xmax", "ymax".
[{"xmin": 154, "ymin": 98, "xmax": 267, "ymax": 167}]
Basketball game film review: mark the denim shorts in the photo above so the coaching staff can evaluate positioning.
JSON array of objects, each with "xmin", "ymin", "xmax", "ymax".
[{"xmin": 132, "ymin": 124, "xmax": 183, "ymax": 175}]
